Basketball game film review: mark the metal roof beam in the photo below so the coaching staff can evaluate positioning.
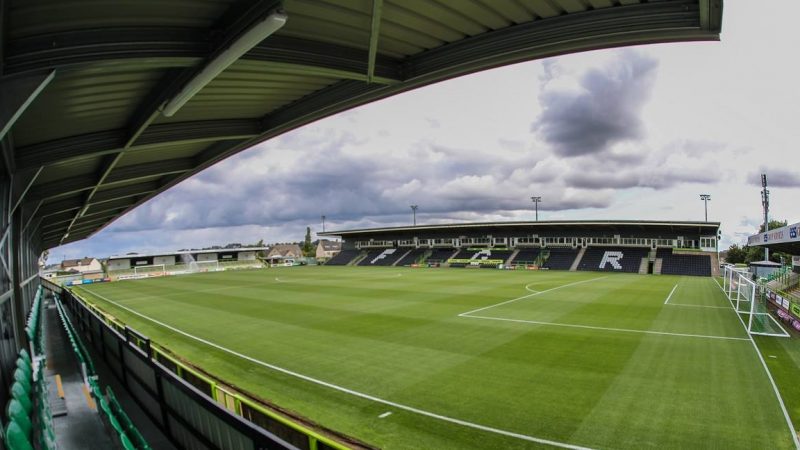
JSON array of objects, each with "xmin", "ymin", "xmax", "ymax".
[
  {"xmin": 0, "ymin": 70, "xmax": 55, "ymax": 142},
  {"xmin": 91, "ymin": 181, "xmax": 159, "ymax": 205},
  {"xmin": 15, "ymin": 119, "xmax": 260, "ymax": 170},
  {"xmin": 5, "ymin": 31, "xmax": 402, "ymax": 83},
  {"xmin": 104, "ymin": 158, "xmax": 194, "ymax": 185},
  {"xmin": 83, "ymin": 198, "xmax": 135, "ymax": 217},
  {"xmin": 366, "ymin": 0, "xmax": 383, "ymax": 84},
  {"xmin": 28, "ymin": 176, "xmax": 95, "ymax": 201},
  {"xmin": 37, "ymin": 197, "xmax": 84, "ymax": 217}
]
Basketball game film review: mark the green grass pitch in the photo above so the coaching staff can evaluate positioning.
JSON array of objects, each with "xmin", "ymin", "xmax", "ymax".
[{"xmin": 74, "ymin": 267, "xmax": 800, "ymax": 449}]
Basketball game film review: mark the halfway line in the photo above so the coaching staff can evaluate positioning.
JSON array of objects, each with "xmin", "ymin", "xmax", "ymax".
[{"xmin": 74, "ymin": 287, "xmax": 594, "ymax": 450}]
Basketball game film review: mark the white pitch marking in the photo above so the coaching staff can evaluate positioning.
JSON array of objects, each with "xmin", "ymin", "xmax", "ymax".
[
  {"xmin": 769, "ymin": 355, "xmax": 777, "ymax": 359},
  {"xmin": 712, "ymin": 279, "xmax": 800, "ymax": 449},
  {"xmin": 666, "ymin": 303, "xmax": 730, "ymax": 310},
  {"xmin": 378, "ymin": 411, "xmax": 393, "ymax": 419},
  {"xmin": 524, "ymin": 282, "xmax": 542, "ymax": 293},
  {"xmin": 663, "ymin": 284, "xmax": 678, "ymax": 305},
  {"xmin": 75, "ymin": 287, "xmax": 593, "ymax": 450},
  {"xmin": 458, "ymin": 276, "xmax": 608, "ymax": 317},
  {"xmin": 461, "ymin": 314, "xmax": 750, "ymax": 341}
]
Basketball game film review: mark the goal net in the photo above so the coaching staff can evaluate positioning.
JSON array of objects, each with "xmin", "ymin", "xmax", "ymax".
[
  {"xmin": 723, "ymin": 266, "xmax": 789, "ymax": 337},
  {"xmin": 133, "ymin": 264, "xmax": 166, "ymax": 278}
]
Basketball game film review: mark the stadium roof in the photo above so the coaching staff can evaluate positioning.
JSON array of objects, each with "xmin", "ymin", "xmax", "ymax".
[
  {"xmin": 747, "ymin": 222, "xmax": 800, "ymax": 254},
  {"xmin": 107, "ymin": 246, "xmax": 269, "ymax": 260},
  {"xmin": 321, "ymin": 220, "xmax": 721, "ymax": 238},
  {"xmin": 2, "ymin": 0, "xmax": 723, "ymax": 250}
]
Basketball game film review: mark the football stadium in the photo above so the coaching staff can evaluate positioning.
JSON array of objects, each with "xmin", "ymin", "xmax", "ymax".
[{"xmin": 4, "ymin": 0, "xmax": 800, "ymax": 449}]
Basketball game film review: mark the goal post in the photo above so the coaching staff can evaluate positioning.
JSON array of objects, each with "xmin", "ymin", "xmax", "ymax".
[
  {"xmin": 194, "ymin": 260, "xmax": 221, "ymax": 272},
  {"xmin": 722, "ymin": 265, "xmax": 789, "ymax": 337},
  {"xmin": 133, "ymin": 264, "xmax": 166, "ymax": 278}
]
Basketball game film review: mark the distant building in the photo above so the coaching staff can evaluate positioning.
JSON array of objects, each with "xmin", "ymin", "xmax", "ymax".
[
  {"xmin": 315, "ymin": 239, "xmax": 341, "ymax": 260},
  {"xmin": 267, "ymin": 244, "xmax": 303, "ymax": 260},
  {"xmin": 61, "ymin": 257, "xmax": 102, "ymax": 274}
]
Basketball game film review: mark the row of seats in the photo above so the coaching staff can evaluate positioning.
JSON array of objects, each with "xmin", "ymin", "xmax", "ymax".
[
  {"xmin": 577, "ymin": 247, "xmax": 649, "ymax": 273},
  {"xmin": 542, "ymin": 248, "xmax": 580, "ymax": 270},
  {"xmin": 512, "ymin": 248, "xmax": 541, "ymax": 264},
  {"xmin": 54, "ymin": 294, "xmax": 151, "ymax": 450},
  {"xmin": 449, "ymin": 249, "xmax": 513, "ymax": 267},
  {"xmin": 394, "ymin": 248, "xmax": 426, "ymax": 266},
  {"xmin": 5, "ymin": 349, "xmax": 55, "ymax": 450},
  {"xmin": 657, "ymin": 249, "xmax": 711, "ymax": 276},
  {"xmin": 424, "ymin": 248, "xmax": 458, "ymax": 263},
  {"xmin": 357, "ymin": 249, "xmax": 407, "ymax": 266},
  {"xmin": 324, "ymin": 249, "xmax": 360, "ymax": 265},
  {"xmin": 5, "ymin": 286, "xmax": 56, "ymax": 450}
]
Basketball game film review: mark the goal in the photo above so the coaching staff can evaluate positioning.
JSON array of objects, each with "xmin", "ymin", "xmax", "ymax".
[
  {"xmin": 723, "ymin": 266, "xmax": 789, "ymax": 337},
  {"xmin": 193, "ymin": 260, "xmax": 221, "ymax": 272},
  {"xmin": 133, "ymin": 264, "xmax": 166, "ymax": 278}
]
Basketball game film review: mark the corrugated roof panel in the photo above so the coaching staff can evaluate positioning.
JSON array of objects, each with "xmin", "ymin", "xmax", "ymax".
[
  {"xmin": 279, "ymin": 0, "xmax": 372, "ymax": 51},
  {"xmin": 155, "ymin": 62, "xmax": 341, "ymax": 123},
  {"xmin": 36, "ymin": 157, "xmax": 103, "ymax": 185},
  {"xmin": 522, "ymin": 1, "xmax": 563, "ymax": 19},
  {"xmin": 380, "ymin": 4, "xmax": 465, "ymax": 43},
  {"xmin": 555, "ymin": 0, "xmax": 591, "ymax": 14},
  {"xmin": 481, "ymin": 0, "xmax": 536, "ymax": 24},
  {"xmin": 115, "ymin": 142, "xmax": 208, "ymax": 168},
  {"xmin": 448, "ymin": 0, "xmax": 512, "ymax": 30},
  {"xmin": 393, "ymin": 1, "xmax": 485, "ymax": 36},
  {"xmin": 14, "ymin": 62, "xmax": 171, "ymax": 146},
  {"xmin": 9, "ymin": 0, "xmax": 232, "ymax": 39}
]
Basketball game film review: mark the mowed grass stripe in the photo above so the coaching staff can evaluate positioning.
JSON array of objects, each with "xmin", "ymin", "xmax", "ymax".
[{"xmin": 77, "ymin": 268, "xmax": 796, "ymax": 449}]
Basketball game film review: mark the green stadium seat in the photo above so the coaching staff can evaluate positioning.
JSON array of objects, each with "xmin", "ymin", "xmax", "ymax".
[
  {"xmin": 16, "ymin": 358, "xmax": 32, "ymax": 377},
  {"xmin": 11, "ymin": 382, "xmax": 33, "ymax": 414},
  {"xmin": 4, "ymin": 420, "xmax": 34, "ymax": 450},
  {"xmin": 7, "ymin": 399, "xmax": 33, "ymax": 437},
  {"xmin": 13, "ymin": 368, "xmax": 32, "ymax": 391},
  {"xmin": 120, "ymin": 433, "xmax": 137, "ymax": 450},
  {"xmin": 19, "ymin": 349, "xmax": 31, "ymax": 364}
]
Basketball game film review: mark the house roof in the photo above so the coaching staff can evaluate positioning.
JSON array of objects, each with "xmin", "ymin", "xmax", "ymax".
[
  {"xmin": 2, "ymin": 0, "xmax": 722, "ymax": 250},
  {"xmin": 61, "ymin": 257, "xmax": 96, "ymax": 267},
  {"xmin": 268, "ymin": 244, "xmax": 302, "ymax": 256}
]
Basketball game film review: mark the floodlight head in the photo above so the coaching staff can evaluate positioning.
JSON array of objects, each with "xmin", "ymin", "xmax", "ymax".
[
  {"xmin": 410, "ymin": 205, "xmax": 418, "ymax": 211},
  {"xmin": 162, "ymin": 10, "xmax": 288, "ymax": 117},
  {"xmin": 700, "ymin": 194, "xmax": 711, "ymax": 201},
  {"xmin": 531, "ymin": 196, "xmax": 541, "ymax": 202}
]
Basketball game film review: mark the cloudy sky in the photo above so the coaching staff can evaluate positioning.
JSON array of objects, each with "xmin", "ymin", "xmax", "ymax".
[{"xmin": 51, "ymin": 0, "xmax": 800, "ymax": 262}]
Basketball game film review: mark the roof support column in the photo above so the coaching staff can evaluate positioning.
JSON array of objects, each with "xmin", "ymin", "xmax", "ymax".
[
  {"xmin": 9, "ymin": 202, "xmax": 28, "ymax": 352},
  {"xmin": 366, "ymin": 0, "xmax": 383, "ymax": 83}
]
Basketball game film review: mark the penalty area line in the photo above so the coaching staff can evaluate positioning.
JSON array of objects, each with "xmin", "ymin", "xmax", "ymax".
[
  {"xmin": 75, "ymin": 287, "xmax": 593, "ymax": 450},
  {"xmin": 663, "ymin": 284, "xmax": 678, "ymax": 304},
  {"xmin": 460, "ymin": 314, "xmax": 749, "ymax": 341}
]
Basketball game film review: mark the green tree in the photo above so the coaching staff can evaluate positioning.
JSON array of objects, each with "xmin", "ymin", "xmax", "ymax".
[
  {"xmin": 725, "ymin": 244, "xmax": 746, "ymax": 264},
  {"xmin": 303, "ymin": 227, "xmax": 313, "ymax": 256}
]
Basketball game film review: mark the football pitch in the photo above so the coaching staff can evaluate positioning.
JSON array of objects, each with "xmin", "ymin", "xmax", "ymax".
[{"xmin": 74, "ymin": 267, "xmax": 799, "ymax": 449}]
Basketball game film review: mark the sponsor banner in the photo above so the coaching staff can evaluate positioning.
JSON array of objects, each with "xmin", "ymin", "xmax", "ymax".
[{"xmin": 749, "ymin": 222, "xmax": 800, "ymax": 246}]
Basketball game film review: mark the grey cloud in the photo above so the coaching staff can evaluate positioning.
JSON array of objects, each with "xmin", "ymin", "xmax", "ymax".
[
  {"xmin": 748, "ymin": 169, "xmax": 800, "ymax": 187},
  {"xmin": 531, "ymin": 51, "xmax": 658, "ymax": 157},
  {"xmin": 564, "ymin": 165, "xmax": 721, "ymax": 190}
]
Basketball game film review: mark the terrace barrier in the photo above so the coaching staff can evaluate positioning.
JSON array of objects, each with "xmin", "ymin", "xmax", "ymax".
[{"xmin": 53, "ymin": 283, "xmax": 369, "ymax": 450}]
